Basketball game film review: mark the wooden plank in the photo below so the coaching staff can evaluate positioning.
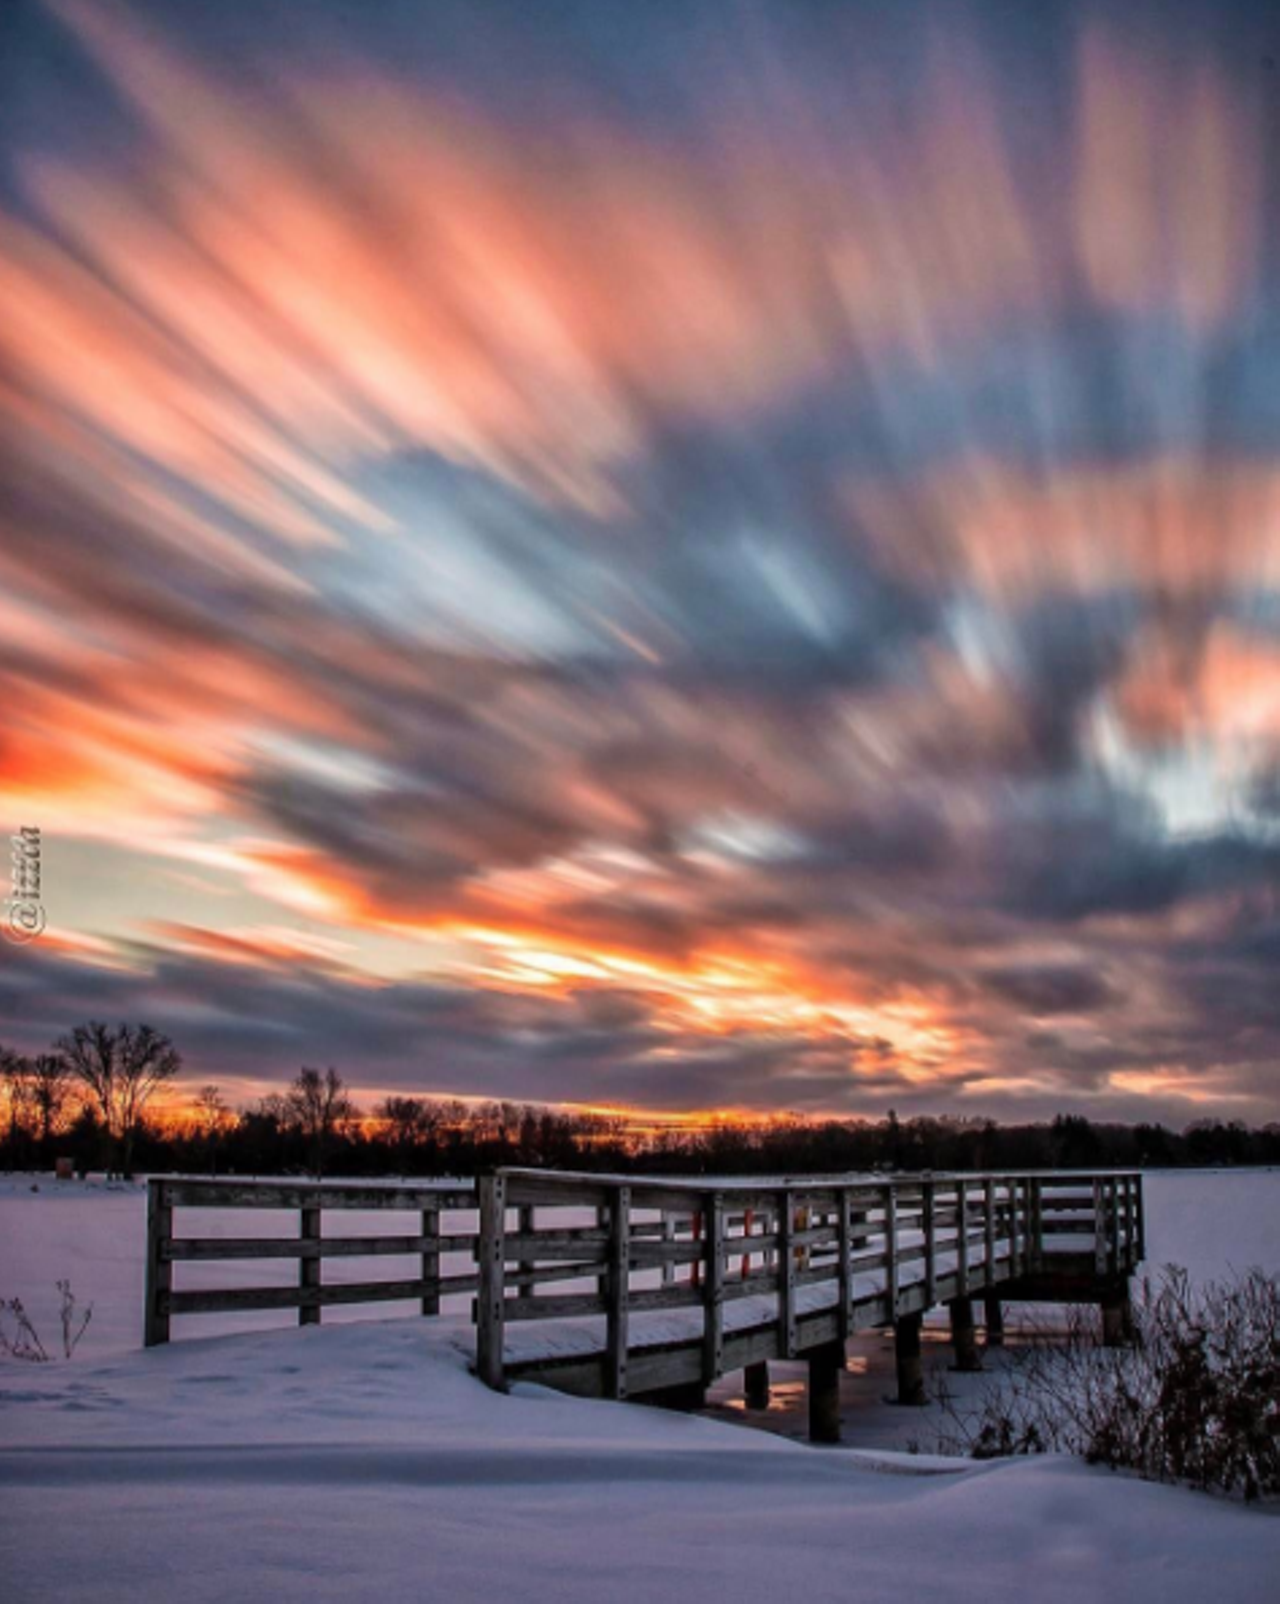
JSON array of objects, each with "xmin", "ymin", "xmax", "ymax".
[
  {"xmin": 476, "ymin": 1173, "xmax": 507, "ymax": 1391},
  {"xmin": 502, "ymin": 1229, "xmax": 609, "ymax": 1259},
  {"xmin": 836, "ymin": 1189, "xmax": 852, "ymax": 1343},
  {"xmin": 516, "ymin": 1205, "xmax": 536, "ymax": 1304},
  {"xmin": 955, "ymin": 1180, "xmax": 969, "ymax": 1297},
  {"xmin": 884, "ymin": 1185, "xmax": 898, "ymax": 1320},
  {"xmin": 503, "ymin": 1291, "xmax": 608, "ymax": 1322},
  {"xmin": 421, "ymin": 1207, "xmax": 440, "ymax": 1317},
  {"xmin": 144, "ymin": 1178, "xmax": 172, "ymax": 1347},
  {"xmin": 164, "ymin": 1234, "xmax": 444, "ymax": 1261},
  {"xmin": 163, "ymin": 1181, "xmax": 474, "ymax": 1210},
  {"xmin": 166, "ymin": 1277, "xmax": 445, "ymax": 1316},
  {"xmin": 299, "ymin": 1205, "xmax": 321, "ymax": 1327},
  {"xmin": 702, "ymin": 1194, "xmax": 725, "ymax": 1385},
  {"xmin": 605, "ymin": 1184, "xmax": 630, "ymax": 1400},
  {"xmin": 778, "ymin": 1192, "xmax": 797, "ymax": 1357}
]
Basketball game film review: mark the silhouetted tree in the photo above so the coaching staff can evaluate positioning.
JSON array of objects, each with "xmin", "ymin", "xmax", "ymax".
[
  {"xmin": 287, "ymin": 1067, "xmax": 356, "ymax": 1177},
  {"xmin": 54, "ymin": 1022, "xmax": 181, "ymax": 1178}
]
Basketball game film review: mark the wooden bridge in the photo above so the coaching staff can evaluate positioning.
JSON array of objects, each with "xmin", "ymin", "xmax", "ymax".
[{"xmin": 145, "ymin": 1168, "xmax": 1143, "ymax": 1442}]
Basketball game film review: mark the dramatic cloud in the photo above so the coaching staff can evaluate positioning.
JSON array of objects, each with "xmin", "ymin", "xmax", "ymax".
[{"xmin": 2, "ymin": 0, "xmax": 1280, "ymax": 1123}]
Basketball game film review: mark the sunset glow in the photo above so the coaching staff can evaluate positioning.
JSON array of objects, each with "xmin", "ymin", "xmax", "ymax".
[{"xmin": 4, "ymin": 0, "xmax": 1280, "ymax": 1124}]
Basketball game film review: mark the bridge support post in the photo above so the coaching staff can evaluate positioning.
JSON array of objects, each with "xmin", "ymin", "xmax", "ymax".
[
  {"xmin": 808, "ymin": 1341, "xmax": 843, "ymax": 1444},
  {"xmin": 983, "ymin": 1291, "xmax": 1004, "ymax": 1347},
  {"xmin": 1101, "ymin": 1286, "xmax": 1134, "ymax": 1348},
  {"xmin": 949, "ymin": 1296, "xmax": 982, "ymax": 1372},
  {"xmin": 744, "ymin": 1360, "xmax": 770, "ymax": 1409},
  {"xmin": 894, "ymin": 1313, "xmax": 926, "ymax": 1406}
]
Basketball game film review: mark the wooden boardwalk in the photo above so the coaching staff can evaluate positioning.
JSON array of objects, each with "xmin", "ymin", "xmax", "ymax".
[{"xmin": 145, "ymin": 1167, "xmax": 1143, "ymax": 1442}]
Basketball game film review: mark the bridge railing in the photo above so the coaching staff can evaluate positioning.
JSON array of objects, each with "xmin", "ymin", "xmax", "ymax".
[
  {"xmin": 476, "ymin": 1169, "xmax": 1144, "ymax": 1397},
  {"xmin": 143, "ymin": 1170, "xmax": 1143, "ymax": 1370},
  {"xmin": 144, "ymin": 1177, "xmax": 477, "ymax": 1346}
]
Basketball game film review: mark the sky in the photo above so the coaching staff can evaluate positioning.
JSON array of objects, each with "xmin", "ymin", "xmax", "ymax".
[{"xmin": 3, "ymin": 0, "xmax": 1280, "ymax": 1125}]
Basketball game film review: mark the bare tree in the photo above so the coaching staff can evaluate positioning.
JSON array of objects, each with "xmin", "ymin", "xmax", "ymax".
[
  {"xmin": 194, "ymin": 1084, "xmax": 233, "ymax": 1175},
  {"xmin": 54, "ymin": 1023, "xmax": 181, "ymax": 1178},
  {"xmin": 287, "ymin": 1067, "xmax": 356, "ymax": 1177},
  {"xmin": 30, "ymin": 1055, "xmax": 74, "ymax": 1149},
  {"xmin": 377, "ymin": 1095, "xmax": 444, "ymax": 1166}
]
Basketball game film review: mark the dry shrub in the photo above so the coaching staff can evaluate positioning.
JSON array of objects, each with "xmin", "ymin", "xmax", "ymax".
[{"xmin": 936, "ymin": 1267, "xmax": 1280, "ymax": 1501}]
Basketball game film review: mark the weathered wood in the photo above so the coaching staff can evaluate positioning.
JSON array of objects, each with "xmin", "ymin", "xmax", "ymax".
[
  {"xmin": 836, "ymin": 1190, "xmax": 852, "ymax": 1344},
  {"xmin": 949, "ymin": 1295, "xmax": 982, "ymax": 1372},
  {"xmin": 807, "ymin": 1340, "xmax": 843, "ymax": 1444},
  {"xmin": 421, "ymin": 1207, "xmax": 440, "ymax": 1317},
  {"xmin": 744, "ymin": 1359, "xmax": 770, "ymax": 1409},
  {"xmin": 162, "ymin": 1180, "xmax": 474, "ymax": 1210},
  {"xmin": 1101, "ymin": 1287, "xmax": 1133, "ymax": 1348},
  {"xmin": 702, "ymin": 1195, "xmax": 725, "ymax": 1385},
  {"xmin": 778, "ymin": 1194, "xmax": 797, "ymax": 1357},
  {"xmin": 956, "ymin": 1180, "xmax": 969, "ymax": 1296},
  {"xmin": 605, "ymin": 1185, "xmax": 630, "ymax": 1400},
  {"xmin": 299, "ymin": 1205, "xmax": 321, "ymax": 1327},
  {"xmin": 883, "ymin": 1186, "xmax": 899, "ymax": 1320},
  {"xmin": 921, "ymin": 1180, "xmax": 936, "ymax": 1308},
  {"xmin": 517, "ymin": 1205, "xmax": 536, "ymax": 1304},
  {"xmin": 894, "ymin": 1313, "xmax": 926, "ymax": 1406},
  {"xmin": 165, "ymin": 1277, "xmax": 450, "ymax": 1316},
  {"xmin": 984, "ymin": 1289, "xmax": 1005, "ymax": 1345},
  {"xmin": 144, "ymin": 1178, "xmax": 172, "ymax": 1347},
  {"xmin": 164, "ymin": 1234, "xmax": 446, "ymax": 1261},
  {"xmin": 503, "ymin": 1290, "xmax": 608, "ymax": 1322},
  {"xmin": 476, "ymin": 1174, "xmax": 507, "ymax": 1391}
]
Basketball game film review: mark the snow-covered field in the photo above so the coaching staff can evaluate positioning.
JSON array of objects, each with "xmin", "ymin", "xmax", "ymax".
[{"xmin": 2, "ymin": 1170, "xmax": 1277, "ymax": 1603}]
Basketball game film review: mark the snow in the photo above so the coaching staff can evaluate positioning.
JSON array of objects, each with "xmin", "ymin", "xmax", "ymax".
[{"xmin": 2, "ymin": 1169, "xmax": 1278, "ymax": 1603}]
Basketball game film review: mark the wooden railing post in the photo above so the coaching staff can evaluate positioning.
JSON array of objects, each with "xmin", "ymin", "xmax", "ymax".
[
  {"xmin": 517, "ymin": 1204, "xmax": 536, "ymax": 1302},
  {"xmin": 1134, "ymin": 1173, "xmax": 1146, "ymax": 1262},
  {"xmin": 660, "ymin": 1212, "xmax": 676, "ymax": 1288},
  {"xmin": 144, "ymin": 1178, "xmax": 172, "ymax": 1348},
  {"xmin": 778, "ymin": 1190, "xmax": 797, "ymax": 1357},
  {"xmin": 956, "ymin": 1179, "xmax": 969, "ymax": 1297},
  {"xmin": 1030, "ymin": 1176, "xmax": 1044, "ymax": 1270},
  {"xmin": 983, "ymin": 1176, "xmax": 996, "ymax": 1285},
  {"xmin": 477, "ymin": 1174, "xmax": 508, "ymax": 1391},
  {"xmin": 1093, "ymin": 1178, "xmax": 1107, "ymax": 1276},
  {"xmin": 883, "ymin": 1184, "xmax": 898, "ymax": 1321},
  {"xmin": 922, "ymin": 1179, "xmax": 936, "ymax": 1307},
  {"xmin": 702, "ymin": 1193, "xmax": 725, "ymax": 1386},
  {"xmin": 421, "ymin": 1205, "xmax": 440, "ymax": 1316},
  {"xmin": 299, "ymin": 1200, "xmax": 321, "ymax": 1326},
  {"xmin": 836, "ymin": 1189, "xmax": 852, "ymax": 1343},
  {"xmin": 605, "ymin": 1184, "xmax": 631, "ymax": 1400}
]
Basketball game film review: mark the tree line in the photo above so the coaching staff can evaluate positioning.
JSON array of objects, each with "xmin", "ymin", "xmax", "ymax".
[{"xmin": 4, "ymin": 1023, "xmax": 1280, "ymax": 1179}]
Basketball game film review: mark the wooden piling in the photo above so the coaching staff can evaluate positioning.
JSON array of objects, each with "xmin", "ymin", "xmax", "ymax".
[
  {"xmin": 983, "ymin": 1290, "xmax": 1005, "ymax": 1346},
  {"xmin": 744, "ymin": 1360, "xmax": 770, "ymax": 1409},
  {"xmin": 1101, "ymin": 1287, "xmax": 1133, "ymax": 1348},
  {"xmin": 949, "ymin": 1295, "xmax": 982, "ymax": 1372},
  {"xmin": 894, "ymin": 1313, "xmax": 926, "ymax": 1406},
  {"xmin": 808, "ymin": 1341, "xmax": 843, "ymax": 1444}
]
